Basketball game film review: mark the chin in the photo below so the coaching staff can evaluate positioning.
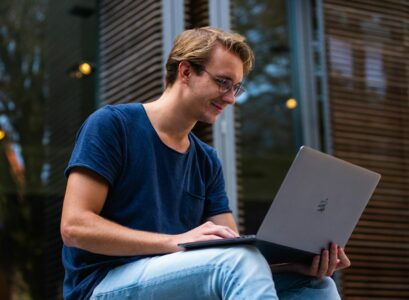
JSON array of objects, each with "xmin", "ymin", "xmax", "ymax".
[
  {"xmin": 197, "ymin": 107, "xmax": 222, "ymax": 124},
  {"xmin": 199, "ymin": 114, "xmax": 219, "ymax": 124}
]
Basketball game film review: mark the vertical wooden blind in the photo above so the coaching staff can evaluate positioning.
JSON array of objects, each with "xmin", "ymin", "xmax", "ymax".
[
  {"xmin": 323, "ymin": 0, "xmax": 409, "ymax": 298},
  {"xmin": 99, "ymin": 0, "xmax": 164, "ymax": 105}
]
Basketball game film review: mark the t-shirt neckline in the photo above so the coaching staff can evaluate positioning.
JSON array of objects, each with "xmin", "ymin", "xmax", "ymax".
[{"xmin": 139, "ymin": 103, "xmax": 192, "ymax": 156}]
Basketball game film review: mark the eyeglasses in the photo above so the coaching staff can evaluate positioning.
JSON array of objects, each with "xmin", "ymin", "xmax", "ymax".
[{"xmin": 203, "ymin": 69, "xmax": 245, "ymax": 97}]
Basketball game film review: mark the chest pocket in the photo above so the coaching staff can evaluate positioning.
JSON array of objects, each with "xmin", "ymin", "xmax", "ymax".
[{"xmin": 181, "ymin": 189, "xmax": 206, "ymax": 228}]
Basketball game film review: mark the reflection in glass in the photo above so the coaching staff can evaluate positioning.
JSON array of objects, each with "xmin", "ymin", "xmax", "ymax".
[
  {"xmin": 0, "ymin": 0, "xmax": 48, "ymax": 296},
  {"xmin": 328, "ymin": 37, "xmax": 353, "ymax": 78},
  {"xmin": 365, "ymin": 45, "xmax": 386, "ymax": 96},
  {"xmin": 233, "ymin": 0, "xmax": 301, "ymax": 233},
  {"xmin": 0, "ymin": 0, "xmax": 97, "ymax": 299}
]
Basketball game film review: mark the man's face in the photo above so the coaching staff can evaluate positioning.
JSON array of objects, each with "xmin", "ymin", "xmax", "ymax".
[{"xmin": 189, "ymin": 45, "xmax": 244, "ymax": 124}]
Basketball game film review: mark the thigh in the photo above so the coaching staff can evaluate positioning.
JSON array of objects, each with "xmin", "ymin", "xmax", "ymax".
[
  {"xmin": 91, "ymin": 246, "xmax": 276, "ymax": 300},
  {"xmin": 91, "ymin": 250, "xmax": 220, "ymax": 300}
]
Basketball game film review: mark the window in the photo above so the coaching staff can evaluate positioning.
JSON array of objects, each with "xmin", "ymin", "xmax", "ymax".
[
  {"xmin": 0, "ymin": 1, "xmax": 97, "ymax": 298},
  {"xmin": 232, "ymin": 0, "xmax": 302, "ymax": 233}
]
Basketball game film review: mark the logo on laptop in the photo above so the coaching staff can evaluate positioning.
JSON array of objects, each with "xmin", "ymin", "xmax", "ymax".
[{"xmin": 317, "ymin": 198, "xmax": 328, "ymax": 213}]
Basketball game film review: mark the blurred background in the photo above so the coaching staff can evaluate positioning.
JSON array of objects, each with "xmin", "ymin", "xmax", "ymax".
[{"xmin": 0, "ymin": 0, "xmax": 408, "ymax": 299}]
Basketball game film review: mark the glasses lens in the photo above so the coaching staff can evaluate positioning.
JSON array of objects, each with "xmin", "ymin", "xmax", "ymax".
[
  {"xmin": 218, "ymin": 79, "xmax": 232, "ymax": 94},
  {"xmin": 205, "ymin": 69, "xmax": 245, "ymax": 97}
]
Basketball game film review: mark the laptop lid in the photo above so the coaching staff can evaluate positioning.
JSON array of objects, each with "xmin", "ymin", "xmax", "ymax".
[{"xmin": 256, "ymin": 146, "xmax": 381, "ymax": 254}]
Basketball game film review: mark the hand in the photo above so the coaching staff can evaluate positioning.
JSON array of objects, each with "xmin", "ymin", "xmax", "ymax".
[
  {"xmin": 172, "ymin": 221, "xmax": 239, "ymax": 251},
  {"xmin": 290, "ymin": 243, "xmax": 351, "ymax": 278}
]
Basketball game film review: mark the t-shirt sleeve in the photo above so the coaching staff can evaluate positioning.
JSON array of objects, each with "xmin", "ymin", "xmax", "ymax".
[
  {"xmin": 65, "ymin": 106, "xmax": 124, "ymax": 186},
  {"xmin": 203, "ymin": 150, "xmax": 232, "ymax": 217}
]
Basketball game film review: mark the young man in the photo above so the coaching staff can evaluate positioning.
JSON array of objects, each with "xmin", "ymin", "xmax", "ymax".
[{"xmin": 60, "ymin": 27, "xmax": 350, "ymax": 299}]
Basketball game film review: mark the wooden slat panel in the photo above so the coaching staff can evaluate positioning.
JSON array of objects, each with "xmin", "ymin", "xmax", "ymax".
[
  {"xmin": 324, "ymin": 0, "xmax": 409, "ymax": 299},
  {"xmin": 185, "ymin": 0, "xmax": 209, "ymax": 30},
  {"xmin": 99, "ymin": 0, "xmax": 163, "ymax": 105},
  {"xmin": 327, "ymin": 1, "xmax": 409, "ymax": 18},
  {"xmin": 184, "ymin": 0, "xmax": 213, "ymax": 146}
]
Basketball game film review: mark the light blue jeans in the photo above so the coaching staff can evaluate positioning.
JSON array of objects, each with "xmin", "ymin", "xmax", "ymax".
[{"xmin": 91, "ymin": 246, "xmax": 341, "ymax": 299}]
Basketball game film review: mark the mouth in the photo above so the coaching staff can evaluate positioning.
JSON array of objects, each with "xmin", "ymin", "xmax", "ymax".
[{"xmin": 211, "ymin": 102, "xmax": 223, "ymax": 113}]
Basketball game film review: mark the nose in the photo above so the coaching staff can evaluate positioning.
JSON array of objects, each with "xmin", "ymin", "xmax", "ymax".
[{"xmin": 222, "ymin": 89, "xmax": 236, "ymax": 105}]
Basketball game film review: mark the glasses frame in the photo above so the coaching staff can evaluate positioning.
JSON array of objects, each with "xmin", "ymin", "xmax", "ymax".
[{"xmin": 202, "ymin": 69, "xmax": 246, "ymax": 97}]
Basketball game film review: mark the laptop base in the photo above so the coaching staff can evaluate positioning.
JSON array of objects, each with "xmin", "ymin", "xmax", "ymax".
[{"xmin": 179, "ymin": 237, "xmax": 317, "ymax": 264}]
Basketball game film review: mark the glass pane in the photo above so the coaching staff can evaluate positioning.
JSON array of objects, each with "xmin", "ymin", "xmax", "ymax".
[
  {"xmin": 0, "ymin": 1, "xmax": 97, "ymax": 299},
  {"xmin": 233, "ymin": 0, "xmax": 301, "ymax": 234}
]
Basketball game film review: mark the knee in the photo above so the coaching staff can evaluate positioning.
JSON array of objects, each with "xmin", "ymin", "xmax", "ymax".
[
  {"xmin": 218, "ymin": 245, "xmax": 264, "ymax": 261},
  {"xmin": 215, "ymin": 245, "xmax": 271, "ymax": 274},
  {"xmin": 201, "ymin": 246, "xmax": 276, "ymax": 298},
  {"xmin": 313, "ymin": 276, "xmax": 341, "ymax": 299},
  {"xmin": 318, "ymin": 276, "xmax": 338, "ymax": 289}
]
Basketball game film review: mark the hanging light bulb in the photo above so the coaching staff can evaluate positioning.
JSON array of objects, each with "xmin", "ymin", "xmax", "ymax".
[
  {"xmin": 0, "ymin": 129, "xmax": 6, "ymax": 141},
  {"xmin": 67, "ymin": 61, "xmax": 95, "ymax": 79},
  {"xmin": 78, "ymin": 62, "xmax": 93, "ymax": 76},
  {"xmin": 286, "ymin": 98, "xmax": 297, "ymax": 110}
]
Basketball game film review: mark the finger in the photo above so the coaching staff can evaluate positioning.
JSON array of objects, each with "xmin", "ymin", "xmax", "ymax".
[
  {"xmin": 310, "ymin": 255, "xmax": 320, "ymax": 276},
  {"xmin": 326, "ymin": 243, "xmax": 338, "ymax": 276},
  {"xmin": 219, "ymin": 226, "xmax": 238, "ymax": 238},
  {"xmin": 226, "ymin": 226, "xmax": 240, "ymax": 237},
  {"xmin": 317, "ymin": 249, "xmax": 329, "ymax": 278},
  {"xmin": 203, "ymin": 225, "xmax": 237, "ymax": 238},
  {"xmin": 336, "ymin": 247, "xmax": 351, "ymax": 270},
  {"xmin": 225, "ymin": 226, "xmax": 240, "ymax": 237},
  {"xmin": 218, "ymin": 227, "xmax": 236, "ymax": 238},
  {"xmin": 215, "ymin": 224, "xmax": 238, "ymax": 237},
  {"xmin": 197, "ymin": 234, "xmax": 223, "ymax": 241}
]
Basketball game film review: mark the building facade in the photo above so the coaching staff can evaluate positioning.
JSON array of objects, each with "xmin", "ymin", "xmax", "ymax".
[{"xmin": 0, "ymin": 0, "xmax": 408, "ymax": 299}]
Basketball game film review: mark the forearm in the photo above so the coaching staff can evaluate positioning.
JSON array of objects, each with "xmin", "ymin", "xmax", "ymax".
[
  {"xmin": 61, "ymin": 169, "xmax": 239, "ymax": 257},
  {"xmin": 61, "ymin": 211, "xmax": 178, "ymax": 256}
]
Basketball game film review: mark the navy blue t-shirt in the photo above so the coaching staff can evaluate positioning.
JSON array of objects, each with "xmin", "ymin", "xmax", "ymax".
[{"xmin": 62, "ymin": 103, "xmax": 231, "ymax": 299}]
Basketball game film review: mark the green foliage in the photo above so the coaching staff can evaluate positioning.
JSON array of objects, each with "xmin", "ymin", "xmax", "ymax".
[{"xmin": 234, "ymin": 0, "xmax": 296, "ymax": 157}]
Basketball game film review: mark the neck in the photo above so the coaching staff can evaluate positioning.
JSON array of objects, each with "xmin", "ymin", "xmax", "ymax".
[{"xmin": 143, "ymin": 85, "xmax": 197, "ymax": 145}]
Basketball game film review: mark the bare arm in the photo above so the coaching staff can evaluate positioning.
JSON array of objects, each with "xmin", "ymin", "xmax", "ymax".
[{"xmin": 60, "ymin": 168, "xmax": 237, "ymax": 256}]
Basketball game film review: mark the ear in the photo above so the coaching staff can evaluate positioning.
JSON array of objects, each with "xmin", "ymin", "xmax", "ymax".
[{"xmin": 178, "ymin": 61, "xmax": 191, "ymax": 84}]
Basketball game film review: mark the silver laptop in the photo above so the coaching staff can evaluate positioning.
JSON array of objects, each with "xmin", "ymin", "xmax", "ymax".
[{"xmin": 179, "ymin": 146, "xmax": 381, "ymax": 264}]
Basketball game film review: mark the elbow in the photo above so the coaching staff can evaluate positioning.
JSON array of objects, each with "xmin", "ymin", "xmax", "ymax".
[{"xmin": 60, "ymin": 220, "xmax": 80, "ymax": 247}]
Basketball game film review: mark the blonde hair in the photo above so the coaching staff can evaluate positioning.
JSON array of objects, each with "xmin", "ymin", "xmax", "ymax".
[{"xmin": 165, "ymin": 27, "xmax": 255, "ymax": 87}]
